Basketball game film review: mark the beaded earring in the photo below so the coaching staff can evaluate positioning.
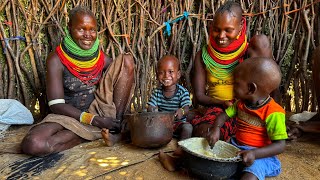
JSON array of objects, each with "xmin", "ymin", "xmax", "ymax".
[{"xmin": 236, "ymin": 32, "xmax": 241, "ymax": 40}]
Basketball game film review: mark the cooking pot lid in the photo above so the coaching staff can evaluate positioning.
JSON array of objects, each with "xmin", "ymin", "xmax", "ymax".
[{"xmin": 178, "ymin": 137, "xmax": 242, "ymax": 162}]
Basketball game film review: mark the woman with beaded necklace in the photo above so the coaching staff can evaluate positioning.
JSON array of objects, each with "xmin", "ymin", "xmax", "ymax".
[
  {"xmin": 21, "ymin": 6, "xmax": 135, "ymax": 156},
  {"xmin": 190, "ymin": 1, "xmax": 273, "ymax": 141}
]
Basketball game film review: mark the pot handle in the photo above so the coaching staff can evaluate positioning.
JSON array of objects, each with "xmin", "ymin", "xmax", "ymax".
[{"xmin": 146, "ymin": 117, "xmax": 154, "ymax": 127}]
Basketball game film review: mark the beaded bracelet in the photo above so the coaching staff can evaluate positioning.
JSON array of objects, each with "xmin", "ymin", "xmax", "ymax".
[
  {"xmin": 180, "ymin": 108, "xmax": 185, "ymax": 116},
  {"xmin": 80, "ymin": 112, "xmax": 95, "ymax": 125}
]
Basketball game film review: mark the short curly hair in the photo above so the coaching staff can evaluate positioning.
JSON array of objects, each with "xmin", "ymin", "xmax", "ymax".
[
  {"xmin": 68, "ymin": 6, "xmax": 96, "ymax": 26},
  {"xmin": 215, "ymin": 0, "xmax": 242, "ymax": 21}
]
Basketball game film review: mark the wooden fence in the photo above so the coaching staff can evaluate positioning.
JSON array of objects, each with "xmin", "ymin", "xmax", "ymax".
[{"xmin": 0, "ymin": 0, "xmax": 319, "ymax": 119}]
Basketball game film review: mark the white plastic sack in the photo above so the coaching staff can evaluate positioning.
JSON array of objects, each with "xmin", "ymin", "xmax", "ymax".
[
  {"xmin": 0, "ymin": 99, "xmax": 34, "ymax": 125},
  {"xmin": 289, "ymin": 111, "xmax": 317, "ymax": 124}
]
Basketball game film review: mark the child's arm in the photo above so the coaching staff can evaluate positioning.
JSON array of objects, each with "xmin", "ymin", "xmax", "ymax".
[
  {"xmin": 206, "ymin": 112, "xmax": 230, "ymax": 147},
  {"xmin": 206, "ymin": 102, "xmax": 237, "ymax": 147},
  {"xmin": 238, "ymin": 140, "xmax": 286, "ymax": 167},
  {"xmin": 175, "ymin": 105, "xmax": 189, "ymax": 120}
]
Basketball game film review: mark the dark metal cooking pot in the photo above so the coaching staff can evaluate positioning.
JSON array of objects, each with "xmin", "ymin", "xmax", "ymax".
[
  {"xmin": 178, "ymin": 137, "xmax": 241, "ymax": 180},
  {"xmin": 183, "ymin": 151, "xmax": 239, "ymax": 180},
  {"xmin": 125, "ymin": 111, "xmax": 174, "ymax": 148}
]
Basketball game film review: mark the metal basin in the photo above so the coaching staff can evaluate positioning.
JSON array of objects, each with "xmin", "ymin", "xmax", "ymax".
[
  {"xmin": 125, "ymin": 111, "xmax": 174, "ymax": 148},
  {"xmin": 178, "ymin": 137, "xmax": 242, "ymax": 180}
]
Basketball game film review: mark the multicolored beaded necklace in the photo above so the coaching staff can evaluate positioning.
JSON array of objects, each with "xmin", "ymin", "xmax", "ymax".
[
  {"xmin": 203, "ymin": 17, "xmax": 248, "ymax": 79},
  {"xmin": 56, "ymin": 29, "xmax": 105, "ymax": 85}
]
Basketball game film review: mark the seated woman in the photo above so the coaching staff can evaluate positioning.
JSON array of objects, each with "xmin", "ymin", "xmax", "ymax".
[
  {"xmin": 287, "ymin": 46, "xmax": 320, "ymax": 140},
  {"xmin": 158, "ymin": 1, "xmax": 274, "ymax": 172},
  {"xmin": 21, "ymin": 6, "xmax": 135, "ymax": 156},
  {"xmin": 190, "ymin": 1, "xmax": 273, "ymax": 141}
]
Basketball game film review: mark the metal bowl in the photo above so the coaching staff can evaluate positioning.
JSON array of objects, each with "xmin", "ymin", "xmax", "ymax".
[
  {"xmin": 178, "ymin": 137, "xmax": 242, "ymax": 180},
  {"xmin": 125, "ymin": 111, "xmax": 174, "ymax": 148}
]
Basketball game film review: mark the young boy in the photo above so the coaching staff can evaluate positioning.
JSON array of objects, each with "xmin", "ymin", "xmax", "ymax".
[
  {"xmin": 147, "ymin": 55, "xmax": 193, "ymax": 140},
  {"xmin": 102, "ymin": 55, "xmax": 192, "ymax": 147},
  {"xmin": 206, "ymin": 57, "xmax": 287, "ymax": 180}
]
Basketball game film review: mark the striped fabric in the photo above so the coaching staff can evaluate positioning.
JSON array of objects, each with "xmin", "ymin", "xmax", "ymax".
[{"xmin": 148, "ymin": 84, "xmax": 191, "ymax": 121}]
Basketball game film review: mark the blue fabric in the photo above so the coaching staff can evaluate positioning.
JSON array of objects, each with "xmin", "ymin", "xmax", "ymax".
[
  {"xmin": 147, "ymin": 84, "xmax": 191, "ymax": 122},
  {"xmin": 231, "ymin": 138, "xmax": 281, "ymax": 180},
  {"xmin": 0, "ymin": 99, "xmax": 34, "ymax": 125},
  {"xmin": 3, "ymin": 36, "xmax": 26, "ymax": 54},
  {"xmin": 163, "ymin": 11, "xmax": 189, "ymax": 36}
]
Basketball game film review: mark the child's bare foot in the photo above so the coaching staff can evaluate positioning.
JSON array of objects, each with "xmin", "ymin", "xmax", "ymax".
[
  {"xmin": 101, "ymin": 128, "xmax": 116, "ymax": 146},
  {"xmin": 173, "ymin": 147, "xmax": 184, "ymax": 157},
  {"xmin": 158, "ymin": 150, "xmax": 176, "ymax": 172}
]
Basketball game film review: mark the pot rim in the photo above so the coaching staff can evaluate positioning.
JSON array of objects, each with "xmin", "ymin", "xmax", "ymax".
[
  {"xmin": 124, "ymin": 111, "xmax": 175, "ymax": 117},
  {"xmin": 178, "ymin": 137, "xmax": 242, "ymax": 162}
]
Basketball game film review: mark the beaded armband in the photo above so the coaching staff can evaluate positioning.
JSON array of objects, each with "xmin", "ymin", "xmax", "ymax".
[{"xmin": 80, "ymin": 112, "xmax": 95, "ymax": 125}]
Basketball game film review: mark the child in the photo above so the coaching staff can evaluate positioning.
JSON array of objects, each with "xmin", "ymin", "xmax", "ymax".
[
  {"xmin": 147, "ymin": 55, "xmax": 193, "ymax": 140},
  {"xmin": 102, "ymin": 55, "xmax": 192, "ymax": 148},
  {"xmin": 206, "ymin": 57, "xmax": 287, "ymax": 180}
]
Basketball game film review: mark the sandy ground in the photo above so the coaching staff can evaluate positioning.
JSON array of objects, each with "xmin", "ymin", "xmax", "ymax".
[{"xmin": 0, "ymin": 125, "xmax": 319, "ymax": 180}]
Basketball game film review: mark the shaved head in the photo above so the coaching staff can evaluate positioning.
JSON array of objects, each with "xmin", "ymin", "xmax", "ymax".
[
  {"xmin": 157, "ymin": 55, "xmax": 180, "ymax": 71},
  {"xmin": 234, "ymin": 57, "xmax": 281, "ymax": 95}
]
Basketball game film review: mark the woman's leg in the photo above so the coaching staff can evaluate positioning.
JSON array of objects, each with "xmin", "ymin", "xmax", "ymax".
[
  {"xmin": 191, "ymin": 106, "xmax": 237, "ymax": 141},
  {"xmin": 113, "ymin": 54, "xmax": 135, "ymax": 120},
  {"xmin": 21, "ymin": 122, "xmax": 85, "ymax": 156}
]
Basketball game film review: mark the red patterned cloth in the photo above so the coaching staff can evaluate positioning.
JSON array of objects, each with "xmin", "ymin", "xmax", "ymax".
[{"xmin": 191, "ymin": 105, "xmax": 237, "ymax": 141}]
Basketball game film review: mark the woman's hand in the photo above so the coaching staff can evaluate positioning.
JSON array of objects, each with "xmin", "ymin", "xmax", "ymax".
[
  {"xmin": 238, "ymin": 150, "xmax": 255, "ymax": 167},
  {"xmin": 91, "ymin": 116, "xmax": 121, "ymax": 130}
]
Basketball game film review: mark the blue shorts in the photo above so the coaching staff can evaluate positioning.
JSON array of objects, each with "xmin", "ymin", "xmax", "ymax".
[{"xmin": 231, "ymin": 138, "xmax": 281, "ymax": 180}]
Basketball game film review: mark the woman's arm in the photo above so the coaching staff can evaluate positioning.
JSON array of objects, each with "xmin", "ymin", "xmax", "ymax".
[
  {"xmin": 103, "ymin": 53, "xmax": 113, "ymax": 70},
  {"xmin": 46, "ymin": 52, "xmax": 82, "ymax": 119}
]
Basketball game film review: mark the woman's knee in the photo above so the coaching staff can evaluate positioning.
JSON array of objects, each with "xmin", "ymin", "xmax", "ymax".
[
  {"xmin": 182, "ymin": 123, "xmax": 193, "ymax": 132},
  {"xmin": 192, "ymin": 123, "xmax": 211, "ymax": 137},
  {"xmin": 21, "ymin": 134, "xmax": 50, "ymax": 156}
]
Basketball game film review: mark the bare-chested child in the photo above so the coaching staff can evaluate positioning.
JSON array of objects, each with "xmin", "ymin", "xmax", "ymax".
[
  {"xmin": 207, "ymin": 57, "xmax": 287, "ymax": 180},
  {"xmin": 101, "ymin": 55, "xmax": 192, "ymax": 147}
]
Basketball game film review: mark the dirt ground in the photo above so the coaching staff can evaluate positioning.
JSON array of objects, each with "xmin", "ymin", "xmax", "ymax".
[{"xmin": 0, "ymin": 124, "xmax": 319, "ymax": 180}]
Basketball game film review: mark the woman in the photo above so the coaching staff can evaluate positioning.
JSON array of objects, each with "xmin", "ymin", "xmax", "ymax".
[
  {"xmin": 21, "ymin": 6, "xmax": 135, "ymax": 156},
  {"xmin": 158, "ymin": 1, "xmax": 274, "ymax": 172},
  {"xmin": 191, "ymin": 1, "xmax": 273, "ymax": 140}
]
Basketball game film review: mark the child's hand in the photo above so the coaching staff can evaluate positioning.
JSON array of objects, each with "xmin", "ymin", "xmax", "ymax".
[
  {"xmin": 147, "ymin": 105, "xmax": 158, "ymax": 112},
  {"xmin": 238, "ymin": 150, "xmax": 255, "ymax": 167},
  {"xmin": 174, "ymin": 108, "xmax": 184, "ymax": 120},
  {"xmin": 224, "ymin": 101, "xmax": 233, "ymax": 107},
  {"xmin": 206, "ymin": 126, "xmax": 220, "ymax": 147}
]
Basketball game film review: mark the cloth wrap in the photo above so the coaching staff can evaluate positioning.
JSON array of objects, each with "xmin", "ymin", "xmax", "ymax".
[{"xmin": 37, "ymin": 54, "xmax": 135, "ymax": 141}]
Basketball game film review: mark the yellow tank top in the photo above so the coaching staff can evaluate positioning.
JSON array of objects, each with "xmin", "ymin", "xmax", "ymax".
[{"xmin": 207, "ymin": 71, "xmax": 234, "ymax": 101}]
